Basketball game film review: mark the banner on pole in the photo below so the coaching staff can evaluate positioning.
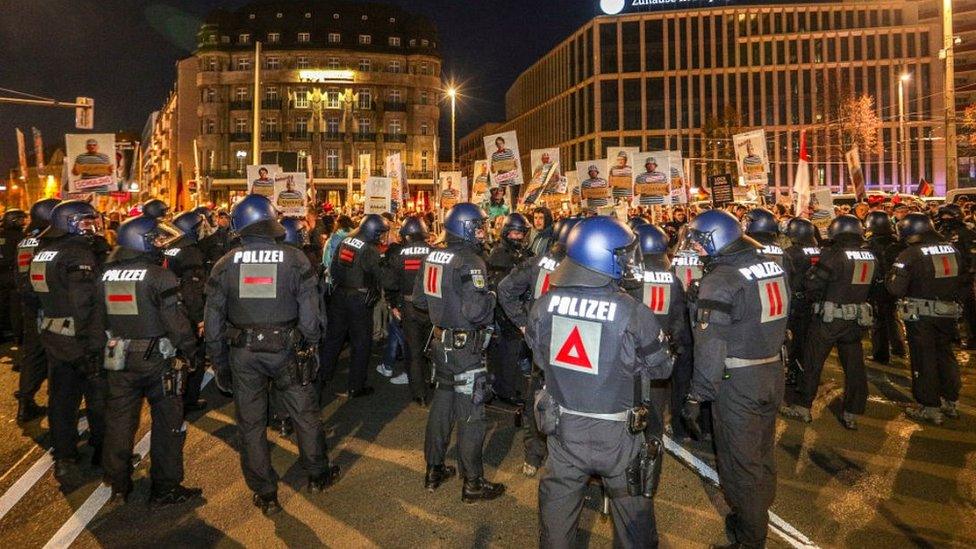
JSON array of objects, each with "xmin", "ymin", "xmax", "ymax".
[
  {"xmin": 733, "ymin": 129, "xmax": 770, "ymax": 187},
  {"xmin": 577, "ymin": 160, "xmax": 610, "ymax": 212},
  {"xmin": 66, "ymin": 133, "xmax": 116, "ymax": 193},
  {"xmin": 274, "ymin": 172, "xmax": 307, "ymax": 216},
  {"xmin": 364, "ymin": 176, "xmax": 392, "ymax": 214},
  {"xmin": 607, "ymin": 147, "xmax": 638, "ymax": 201},
  {"xmin": 635, "ymin": 151, "xmax": 670, "ymax": 206},
  {"xmin": 484, "ymin": 130, "xmax": 523, "ymax": 186},
  {"xmin": 246, "ymin": 164, "xmax": 280, "ymax": 197}
]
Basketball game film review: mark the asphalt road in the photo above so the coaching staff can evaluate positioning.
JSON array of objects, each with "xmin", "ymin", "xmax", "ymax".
[{"xmin": 0, "ymin": 340, "xmax": 973, "ymax": 548}]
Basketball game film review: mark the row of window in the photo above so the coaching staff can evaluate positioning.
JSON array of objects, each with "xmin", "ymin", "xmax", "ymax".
[
  {"xmin": 206, "ymin": 30, "xmax": 432, "ymax": 49},
  {"xmin": 202, "ymin": 55, "xmax": 437, "ymax": 76},
  {"xmin": 221, "ymin": 148, "xmax": 433, "ymax": 174},
  {"xmin": 202, "ymin": 86, "xmax": 433, "ymax": 108},
  {"xmin": 201, "ymin": 116, "xmax": 429, "ymax": 136}
]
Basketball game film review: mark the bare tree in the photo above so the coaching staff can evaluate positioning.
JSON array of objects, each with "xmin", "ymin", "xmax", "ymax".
[
  {"xmin": 701, "ymin": 106, "xmax": 744, "ymax": 181},
  {"xmin": 812, "ymin": 80, "xmax": 882, "ymax": 163}
]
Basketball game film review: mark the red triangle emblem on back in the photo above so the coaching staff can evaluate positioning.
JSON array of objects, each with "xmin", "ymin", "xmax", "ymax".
[{"xmin": 555, "ymin": 326, "xmax": 592, "ymax": 369}]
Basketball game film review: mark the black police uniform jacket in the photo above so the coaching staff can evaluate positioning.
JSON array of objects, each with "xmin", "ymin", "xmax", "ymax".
[
  {"xmin": 486, "ymin": 240, "xmax": 530, "ymax": 334},
  {"xmin": 886, "ymin": 233, "xmax": 964, "ymax": 304},
  {"xmin": 632, "ymin": 256, "xmax": 691, "ymax": 348},
  {"xmin": 498, "ymin": 251, "xmax": 561, "ymax": 331},
  {"xmin": 163, "ymin": 236, "xmax": 207, "ymax": 325},
  {"xmin": 692, "ymin": 247, "xmax": 790, "ymax": 401},
  {"xmin": 382, "ymin": 240, "xmax": 431, "ymax": 311},
  {"xmin": 330, "ymin": 233, "xmax": 383, "ymax": 298},
  {"xmin": 804, "ymin": 234, "xmax": 877, "ymax": 306}
]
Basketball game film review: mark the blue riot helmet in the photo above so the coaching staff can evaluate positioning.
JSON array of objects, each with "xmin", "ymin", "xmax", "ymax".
[
  {"xmin": 173, "ymin": 211, "xmax": 205, "ymax": 242},
  {"xmin": 785, "ymin": 217, "xmax": 818, "ymax": 246},
  {"xmin": 864, "ymin": 211, "xmax": 894, "ymax": 237},
  {"xmin": 49, "ymin": 200, "xmax": 100, "ymax": 236},
  {"xmin": 230, "ymin": 194, "xmax": 285, "ymax": 238},
  {"xmin": 564, "ymin": 216, "xmax": 640, "ymax": 280},
  {"xmin": 745, "ymin": 208, "xmax": 778, "ymax": 236},
  {"xmin": 444, "ymin": 203, "xmax": 488, "ymax": 243},
  {"xmin": 897, "ymin": 212, "xmax": 936, "ymax": 243},
  {"xmin": 827, "ymin": 214, "xmax": 864, "ymax": 239},
  {"xmin": 685, "ymin": 209, "xmax": 759, "ymax": 256},
  {"xmin": 357, "ymin": 214, "xmax": 391, "ymax": 244},
  {"xmin": 635, "ymin": 224, "xmax": 669, "ymax": 256},
  {"xmin": 399, "ymin": 216, "xmax": 429, "ymax": 243},
  {"xmin": 281, "ymin": 217, "xmax": 309, "ymax": 247},
  {"xmin": 142, "ymin": 199, "xmax": 169, "ymax": 219}
]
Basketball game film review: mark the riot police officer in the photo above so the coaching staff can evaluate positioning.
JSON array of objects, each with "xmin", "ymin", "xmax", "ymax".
[
  {"xmin": 679, "ymin": 209, "xmax": 789, "ymax": 549},
  {"xmin": 633, "ymin": 224, "xmax": 691, "ymax": 440},
  {"xmin": 204, "ymin": 195, "xmax": 338, "ymax": 516},
  {"xmin": 168, "ymin": 211, "xmax": 209, "ymax": 412},
  {"xmin": 412, "ymin": 203, "xmax": 504, "ymax": 502},
  {"xmin": 320, "ymin": 213, "xmax": 389, "ymax": 399},
  {"xmin": 782, "ymin": 218, "xmax": 820, "ymax": 398},
  {"xmin": 486, "ymin": 213, "xmax": 532, "ymax": 403},
  {"xmin": 745, "ymin": 208, "xmax": 785, "ymax": 267},
  {"xmin": 935, "ymin": 204, "xmax": 976, "ymax": 348},
  {"xmin": 865, "ymin": 211, "xmax": 906, "ymax": 363},
  {"xmin": 0, "ymin": 208, "xmax": 27, "ymax": 341},
  {"xmin": 141, "ymin": 198, "xmax": 170, "ymax": 220},
  {"xmin": 887, "ymin": 213, "xmax": 965, "ymax": 425},
  {"xmin": 29, "ymin": 200, "xmax": 107, "ymax": 483},
  {"xmin": 526, "ymin": 216, "xmax": 672, "ymax": 548},
  {"xmin": 14, "ymin": 198, "xmax": 59, "ymax": 422},
  {"xmin": 382, "ymin": 216, "xmax": 433, "ymax": 405},
  {"xmin": 498, "ymin": 216, "xmax": 581, "ymax": 477},
  {"xmin": 782, "ymin": 215, "xmax": 876, "ymax": 430},
  {"xmin": 100, "ymin": 216, "xmax": 202, "ymax": 505}
]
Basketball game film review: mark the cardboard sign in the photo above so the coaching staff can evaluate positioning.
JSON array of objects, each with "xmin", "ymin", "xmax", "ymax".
[{"xmin": 709, "ymin": 174, "xmax": 735, "ymax": 207}]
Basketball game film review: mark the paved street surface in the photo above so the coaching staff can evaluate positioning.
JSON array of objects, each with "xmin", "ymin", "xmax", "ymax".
[{"xmin": 0, "ymin": 341, "xmax": 973, "ymax": 548}]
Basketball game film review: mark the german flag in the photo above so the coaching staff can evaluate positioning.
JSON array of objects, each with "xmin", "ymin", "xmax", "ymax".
[{"xmin": 915, "ymin": 177, "xmax": 934, "ymax": 197}]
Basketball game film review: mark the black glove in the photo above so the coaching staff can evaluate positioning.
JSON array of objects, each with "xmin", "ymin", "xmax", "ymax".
[
  {"xmin": 685, "ymin": 280, "xmax": 701, "ymax": 303},
  {"xmin": 680, "ymin": 397, "xmax": 703, "ymax": 441},
  {"xmin": 83, "ymin": 352, "xmax": 102, "ymax": 378},
  {"xmin": 214, "ymin": 365, "xmax": 234, "ymax": 396}
]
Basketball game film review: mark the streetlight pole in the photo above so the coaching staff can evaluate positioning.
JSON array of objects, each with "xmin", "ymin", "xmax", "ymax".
[
  {"xmin": 943, "ymin": 0, "xmax": 959, "ymax": 190},
  {"xmin": 899, "ymin": 71, "xmax": 911, "ymax": 193},
  {"xmin": 447, "ymin": 87, "xmax": 457, "ymax": 171}
]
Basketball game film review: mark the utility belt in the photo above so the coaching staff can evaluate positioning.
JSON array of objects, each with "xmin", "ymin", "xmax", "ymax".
[
  {"xmin": 103, "ymin": 335, "xmax": 177, "ymax": 371},
  {"xmin": 435, "ymin": 367, "xmax": 488, "ymax": 396},
  {"xmin": 40, "ymin": 316, "xmax": 76, "ymax": 337},
  {"xmin": 227, "ymin": 321, "xmax": 297, "ymax": 353},
  {"xmin": 558, "ymin": 405, "xmax": 630, "ymax": 422},
  {"xmin": 896, "ymin": 298, "xmax": 963, "ymax": 321},
  {"xmin": 724, "ymin": 353, "xmax": 782, "ymax": 369},
  {"xmin": 813, "ymin": 301, "xmax": 874, "ymax": 326},
  {"xmin": 432, "ymin": 325, "xmax": 493, "ymax": 352}
]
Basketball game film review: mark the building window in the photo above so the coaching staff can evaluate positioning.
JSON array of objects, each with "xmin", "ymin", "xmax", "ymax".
[
  {"xmin": 204, "ymin": 57, "xmax": 218, "ymax": 71},
  {"xmin": 235, "ymin": 57, "xmax": 251, "ymax": 71},
  {"xmin": 298, "ymin": 32, "xmax": 310, "ymax": 43},
  {"xmin": 201, "ymin": 119, "xmax": 215, "ymax": 134},
  {"xmin": 410, "ymin": 39, "xmax": 416, "ymax": 47},
  {"xmin": 420, "ymin": 90, "xmax": 429, "ymax": 105},
  {"xmin": 235, "ymin": 87, "xmax": 248, "ymax": 101},
  {"xmin": 263, "ymin": 118, "xmax": 279, "ymax": 133},
  {"xmin": 359, "ymin": 34, "xmax": 372, "ymax": 45},
  {"xmin": 359, "ymin": 118, "xmax": 371, "ymax": 133},
  {"xmin": 221, "ymin": 35, "xmax": 230, "ymax": 44},
  {"xmin": 326, "ymin": 90, "xmax": 341, "ymax": 109},
  {"xmin": 388, "ymin": 119, "xmax": 402, "ymax": 134},
  {"xmin": 265, "ymin": 56, "xmax": 280, "ymax": 70},
  {"xmin": 359, "ymin": 58, "xmax": 371, "ymax": 72},
  {"xmin": 239, "ymin": 33, "xmax": 250, "ymax": 44},
  {"xmin": 203, "ymin": 88, "xmax": 216, "ymax": 103},
  {"xmin": 265, "ymin": 86, "xmax": 278, "ymax": 100},
  {"xmin": 327, "ymin": 57, "xmax": 340, "ymax": 69},
  {"xmin": 327, "ymin": 118, "xmax": 339, "ymax": 134},
  {"xmin": 421, "ymin": 39, "xmax": 429, "ymax": 47},
  {"xmin": 328, "ymin": 32, "xmax": 341, "ymax": 44},
  {"xmin": 388, "ymin": 60, "xmax": 401, "ymax": 73},
  {"xmin": 358, "ymin": 89, "xmax": 372, "ymax": 110},
  {"xmin": 420, "ymin": 61, "xmax": 429, "ymax": 75},
  {"xmin": 296, "ymin": 117, "xmax": 308, "ymax": 134},
  {"xmin": 421, "ymin": 150, "xmax": 429, "ymax": 172},
  {"xmin": 420, "ymin": 122, "xmax": 429, "ymax": 136},
  {"xmin": 294, "ymin": 87, "xmax": 309, "ymax": 108},
  {"xmin": 234, "ymin": 118, "xmax": 248, "ymax": 134},
  {"xmin": 268, "ymin": 32, "xmax": 280, "ymax": 43},
  {"xmin": 389, "ymin": 89, "xmax": 401, "ymax": 102},
  {"xmin": 235, "ymin": 151, "xmax": 247, "ymax": 172},
  {"xmin": 326, "ymin": 149, "xmax": 339, "ymax": 172},
  {"xmin": 389, "ymin": 36, "xmax": 401, "ymax": 47},
  {"xmin": 297, "ymin": 56, "xmax": 310, "ymax": 69}
]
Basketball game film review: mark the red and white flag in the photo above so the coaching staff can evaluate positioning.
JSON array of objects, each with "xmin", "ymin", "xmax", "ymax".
[{"xmin": 792, "ymin": 129, "xmax": 811, "ymax": 218}]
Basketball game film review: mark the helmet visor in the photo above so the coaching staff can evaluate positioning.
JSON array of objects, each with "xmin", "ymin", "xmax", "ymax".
[
  {"xmin": 76, "ymin": 214, "xmax": 102, "ymax": 235},
  {"xmin": 153, "ymin": 220, "xmax": 183, "ymax": 249},
  {"xmin": 615, "ymin": 241, "xmax": 643, "ymax": 283}
]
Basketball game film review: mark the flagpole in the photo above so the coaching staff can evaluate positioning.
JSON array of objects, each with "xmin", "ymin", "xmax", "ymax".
[{"xmin": 252, "ymin": 41, "xmax": 261, "ymax": 164}]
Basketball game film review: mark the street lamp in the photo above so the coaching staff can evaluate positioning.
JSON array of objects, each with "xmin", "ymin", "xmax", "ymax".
[
  {"xmin": 447, "ymin": 86, "xmax": 457, "ymax": 171},
  {"xmin": 899, "ymin": 71, "xmax": 911, "ymax": 193}
]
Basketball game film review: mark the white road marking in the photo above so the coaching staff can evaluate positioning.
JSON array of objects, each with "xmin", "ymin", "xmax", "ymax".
[
  {"xmin": 43, "ymin": 372, "xmax": 213, "ymax": 548},
  {"xmin": 663, "ymin": 435, "xmax": 820, "ymax": 549}
]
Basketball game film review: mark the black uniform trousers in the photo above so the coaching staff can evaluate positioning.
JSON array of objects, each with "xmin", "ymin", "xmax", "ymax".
[
  {"xmin": 401, "ymin": 302, "xmax": 432, "ymax": 400},
  {"xmin": 182, "ymin": 341, "xmax": 206, "ymax": 408},
  {"xmin": 539, "ymin": 415, "xmax": 656, "ymax": 549},
  {"xmin": 9, "ymin": 285, "xmax": 22, "ymax": 344},
  {"xmin": 523, "ymin": 369, "xmax": 548, "ymax": 468},
  {"xmin": 786, "ymin": 301, "xmax": 812, "ymax": 382},
  {"xmin": 487, "ymin": 326, "xmax": 523, "ymax": 401},
  {"xmin": 230, "ymin": 346, "xmax": 327, "ymax": 497},
  {"xmin": 668, "ymin": 346, "xmax": 695, "ymax": 437},
  {"xmin": 16, "ymin": 306, "xmax": 46, "ymax": 400},
  {"xmin": 104, "ymin": 354, "xmax": 185, "ymax": 493},
  {"xmin": 870, "ymin": 297, "xmax": 905, "ymax": 363},
  {"xmin": 319, "ymin": 288, "xmax": 374, "ymax": 396},
  {"xmin": 48, "ymin": 356, "xmax": 107, "ymax": 461},
  {"xmin": 0, "ymin": 276, "xmax": 13, "ymax": 336},
  {"xmin": 425, "ymin": 339, "xmax": 487, "ymax": 479},
  {"xmin": 905, "ymin": 318, "xmax": 961, "ymax": 407},
  {"xmin": 713, "ymin": 362, "xmax": 783, "ymax": 549},
  {"xmin": 796, "ymin": 318, "xmax": 868, "ymax": 414}
]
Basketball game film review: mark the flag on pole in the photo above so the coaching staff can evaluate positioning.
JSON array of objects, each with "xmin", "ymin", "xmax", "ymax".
[
  {"xmin": 306, "ymin": 153, "xmax": 315, "ymax": 206},
  {"xmin": 792, "ymin": 129, "xmax": 811, "ymax": 218},
  {"xmin": 15, "ymin": 128, "xmax": 28, "ymax": 180},
  {"xmin": 915, "ymin": 177, "xmax": 934, "ymax": 197},
  {"xmin": 31, "ymin": 127, "xmax": 44, "ymax": 170}
]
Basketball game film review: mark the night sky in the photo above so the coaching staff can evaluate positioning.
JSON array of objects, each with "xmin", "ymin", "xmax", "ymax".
[{"xmin": 0, "ymin": 0, "xmax": 603, "ymax": 172}]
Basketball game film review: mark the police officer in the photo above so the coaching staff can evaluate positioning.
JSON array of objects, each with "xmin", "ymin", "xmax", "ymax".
[
  {"xmin": 679, "ymin": 209, "xmax": 789, "ymax": 549},
  {"xmin": 745, "ymin": 208, "xmax": 785, "ymax": 267},
  {"xmin": 633, "ymin": 224, "xmax": 691, "ymax": 440},
  {"xmin": 887, "ymin": 213, "xmax": 965, "ymax": 425},
  {"xmin": 865, "ymin": 211, "xmax": 906, "ymax": 363},
  {"xmin": 782, "ymin": 218, "xmax": 820, "ymax": 397},
  {"xmin": 320, "ymin": 213, "xmax": 389, "ymax": 399},
  {"xmin": 412, "ymin": 203, "xmax": 504, "ymax": 502},
  {"xmin": 382, "ymin": 216, "xmax": 433, "ymax": 406},
  {"xmin": 29, "ymin": 200, "xmax": 107, "ymax": 483},
  {"xmin": 204, "ymin": 195, "xmax": 338, "ymax": 516},
  {"xmin": 935, "ymin": 204, "xmax": 976, "ymax": 348},
  {"xmin": 782, "ymin": 215, "xmax": 876, "ymax": 430},
  {"xmin": 526, "ymin": 216, "xmax": 672, "ymax": 548},
  {"xmin": 498, "ymin": 216, "xmax": 581, "ymax": 477},
  {"xmin": 168, "ymin": 211, "xmax": 209, "ymax": 413},
  {"xmin": 0, "ymin": 208, "xmax": 27, "ymax": 341},
  {"xmin": 199, "ymin": 209, "xmax": 234, "ymax": 273},
  {"xmin": 14, "ymin": 199, "xmax": 59, "ymax": 422},
  {"xmin": 141, "ymin": 198, "xmax": 170, "ymax": 220},
  {"xmin": 100, "ymin": 216, "xmax": 202, "ymax": 505},
  {"xmin": 486, "ymin": 213, "xmax": 532, "ymax": 403}
]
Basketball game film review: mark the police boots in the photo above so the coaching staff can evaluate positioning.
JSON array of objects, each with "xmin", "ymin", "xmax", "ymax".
[
  {"xmin": 253, "ymin": 492, "xmax": 282, "ymax": 516},
  {"xmin": 308, "ymin": 465, "xmax": 341, "ymax": 492},
  {"xmin": 905, "ymin": 406, "xmax": 945, "ymax": 426},
  {"xmin": 942, "ymin": 398, "xmax": 960, "ymax": 419},
  {"xmin": 461, "ymin": 477, "xmax": 505, "ymax": 503},
  {"xmin": 424, "ymin": 464, "xmax": 457, "ymax": 492},
  {"xmin": 15, "ymin": 396, "xmax": 45, "ymax": 423},
  {"xmin": 779, "ymin": 404, "xmax": 812, "ymax": 423},
  {"xmin": 149, "ymin": 485, "xmax": 203, "ymax": 508}
]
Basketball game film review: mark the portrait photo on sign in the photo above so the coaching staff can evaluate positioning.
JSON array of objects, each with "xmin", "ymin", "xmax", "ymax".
[
  {"xmin": 385, "ymin": 153, "xmax": 404, "ymax": 205},
  {"xmin": 364, "ymin": 176, "xmax": 392, "ymax": 215},
  {"xmin": 668, "ymin": 150, "xmax": 687, "ymax": 204},
  {"xmin": 635, "ymin": 151, "xmax": 670, "ymax": 206},
  {"xmin": 523, "ymin": 148, "xmax": 561, "ymax": 206},
  {"xmin": 438, "ymin": 171, "xmax": 464, "ymax": 210},
  {"xmin": 471, "ymin": 160, "xmax": 491, "ymax": 205},
  {"xmin": 576, "ymin": 159, "xmax": 610, "ymax": 211},
  {"xmin": 733, "ymin": 129, "xmax": 769, "ymax": 184},
  {"xmin": 274, "ymin": 172, "xmax": 307, "ymax": 216},
  {"xmin": 247, "ymin": 164, "xmax": 280, "ymax": 197},
  {"xmin": 65, "ymin": 133, "xmax": 116, "ymax": 193},
  {"xmin": 606, "ymin": 147, "xmax": 638, "ymax": 200},
  {"xmin": 483, "ymin": 130, "xmax": 523, "ymax": 186}
]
